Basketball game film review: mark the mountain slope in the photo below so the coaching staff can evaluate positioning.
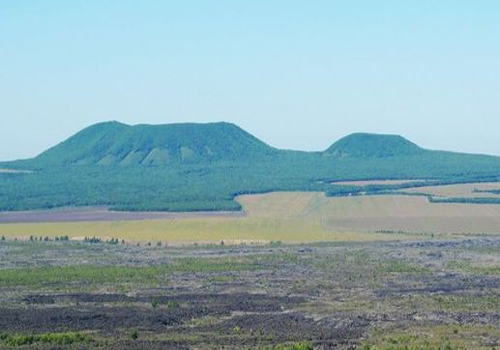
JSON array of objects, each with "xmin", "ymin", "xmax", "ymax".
[
  {"xmin": 30, "ymin": 121, "xmax": 277, "ymax": 166},
  {"xmin": 325, "ymin": 133, "xmax": 424, "ymax": 158}
]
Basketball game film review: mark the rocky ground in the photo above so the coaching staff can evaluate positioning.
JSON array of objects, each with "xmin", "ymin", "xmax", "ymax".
[{"xmin": 0, "ymin": 236, "xmax": 499, "ymax": 349}]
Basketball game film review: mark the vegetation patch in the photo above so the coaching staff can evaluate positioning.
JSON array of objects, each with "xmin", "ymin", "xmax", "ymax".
[
  {"xmin": 362, "ymin": 324, "xmax": 500, "ymax": 350},
  {"xmin": 448, "ymin": 261, "xmax": 500, "ymax": 275},
  {"xmin": 0, "ymin": 257, "xmax": 257, "ymax": 287},
  {"xmin": 379, "ymin": 260, "xmax": 430, "ymax": 274},
  {"xmin": 263, "ymin": 342, "xmax": 314, "ymax": 350},
  {"xmin": 431, "ymin": 294, "xmax": 500, "ymax": 312},
  {"xmin": 0, "ymin": 332, "xmax": 91, "ymax": 347},
  {"xmin": 0, "ymin": 265, "xmax": 166, "ymax": 287}
]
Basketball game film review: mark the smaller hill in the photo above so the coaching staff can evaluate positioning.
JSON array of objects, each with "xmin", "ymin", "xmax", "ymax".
[{"xmin": 324, "ymin": 133, "xmax": 424, "ymax": 158}]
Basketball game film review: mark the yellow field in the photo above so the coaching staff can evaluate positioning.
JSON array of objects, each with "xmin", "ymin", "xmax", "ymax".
[
  {"xmin": 1, "ymin": 191, "xmax": 500, "ymax": 243},
  {"xmin": 0, "ymin": 216, "xmax": 404, "ymax": 244},
  {"xmin": 401, "ymin": 182, "xmax": 500, "ymax": 199},
  {"xmin": 239, "ymin": 192, "xmax": 500, "ymax": 234}
]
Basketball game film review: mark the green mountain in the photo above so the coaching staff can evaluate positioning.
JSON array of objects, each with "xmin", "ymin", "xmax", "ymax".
[
  {"xmin": 325, "ymin": 133, "xmax": 424, "ymax": 158},
  {"xmin": 31, "ymin": 121, "xmax": 276, "ymax": 167},
  {"xmin": 1, "ymin": 122, "xmax": 500, "ymax": 212}
]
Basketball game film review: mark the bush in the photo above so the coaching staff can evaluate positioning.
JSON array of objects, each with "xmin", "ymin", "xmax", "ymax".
[
  {"xmin": 166, "ymin": 300, "xmax": 180, "ymax": 309},
  {"xmin": 268, "ymin": 342, "xmax": 314, "ymax": 350}
]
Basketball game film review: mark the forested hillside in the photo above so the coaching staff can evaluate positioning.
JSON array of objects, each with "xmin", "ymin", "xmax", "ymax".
[
  {"xmin": 24, "ymin": 121, "xmax": 277, "ymax": 167},
  {"xmin": 1, "ymin": 122, "xmax": 499, "ymax": 212}
]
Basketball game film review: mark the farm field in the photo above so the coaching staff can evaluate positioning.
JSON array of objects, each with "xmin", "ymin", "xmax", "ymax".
[
  {"xmin": 0, "ymin": 237, "xmax": 499, "ymax": 349},
  {"xmin": 330, "ymin": 179, "xmax": 425, "ymax": 186},
  {"xmin": 0, "ymin": 216, "xmax": 403, "ymax": 244},
  {"xmin": 1, "ymin": 191, "xmax": 500, "ymax": 243},
  {"xmin": 400, "ymin": 182, "xmax": 500, "ymax": 199},
  {"xmin": 240, "ymin": 191, "xmax": 500, "ymax": 235}
]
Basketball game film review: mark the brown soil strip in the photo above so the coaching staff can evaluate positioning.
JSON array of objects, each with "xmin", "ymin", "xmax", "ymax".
[{"xmin": 0, "ymin": 207, "xmax": 244, "ymax": 224}]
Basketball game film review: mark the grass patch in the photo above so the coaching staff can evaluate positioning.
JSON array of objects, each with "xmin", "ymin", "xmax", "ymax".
[
  {"xmin": 312, "ymin": 249, "xmax": 429, "ymax": 276},
  {"xmin": 361, "ymin": 338, "xmax": 462, "ymax": 350},
  {"xmin": 448, "ymin": 261, "xmax": 500, "ymax": 275},
  {"xmin": 0, "ymin": 265, "xmax": 166, "ymax": 286},
  {"xmin": 379, "ymin": 260, "xmax": 430, "ymax": 274},
  {"xmin": 432, "ymin": 294, "xmax": 500, "ymax": 312},
  {"xmin": 263, "ymin": 342, "xmax": 314, "ymax": 350},
  {"xmin": 363, "ymin": 324, "xmax": 500, "ymax": 350},
  {"xmin": 0, "ymin": 257, "xmax": 257, "ymax": 287},
  {"xmin": 0, "ymin": 332, "xmax": 91, "ymax": 347},
  {"xmin": 207, "ymin": 275, "xmax": 235, "ymax": 283},
  {"xmin": 172, "ymin": 257, "xmax": 256, "ymax": 273}
]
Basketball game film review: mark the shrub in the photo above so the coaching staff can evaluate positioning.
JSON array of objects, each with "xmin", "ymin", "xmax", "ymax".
[
  {"xmin": 269, "ymin": 342, "xmax": 314, "ymax": 350},
  {"xmin": 166, "ymin": 301, "xmax": 179, "ymax": 309}
]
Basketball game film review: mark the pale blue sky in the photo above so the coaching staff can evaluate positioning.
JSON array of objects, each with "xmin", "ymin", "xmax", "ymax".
[{"xmin": 1, "ymin": 0, "xmax": 499, "ymax": 161}]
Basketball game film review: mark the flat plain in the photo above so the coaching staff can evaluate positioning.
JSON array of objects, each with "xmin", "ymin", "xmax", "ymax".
[{"xmin": 1, "ymin": 191, "xmax": 500, "ymax": 243}]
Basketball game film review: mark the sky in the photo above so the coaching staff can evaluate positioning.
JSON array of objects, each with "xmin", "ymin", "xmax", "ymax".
[{"xmin": 1, "ymin": 0, "xmax": 499, "ymax": 161}]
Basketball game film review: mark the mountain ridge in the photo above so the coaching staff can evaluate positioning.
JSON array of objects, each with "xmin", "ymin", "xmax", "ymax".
[{"xmin": 3, "ymin": 121, "xmax": 500, "ymax": 168}]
